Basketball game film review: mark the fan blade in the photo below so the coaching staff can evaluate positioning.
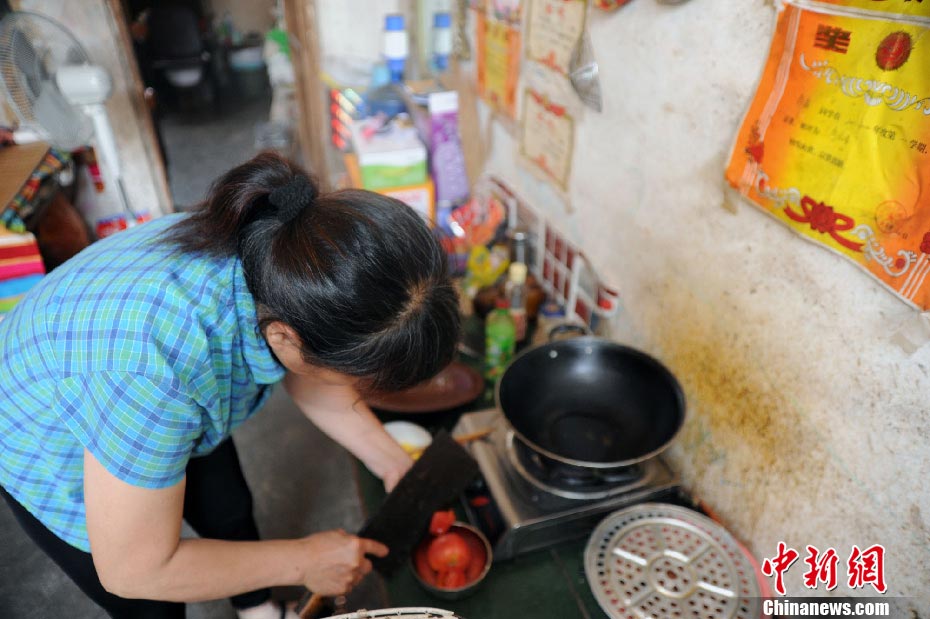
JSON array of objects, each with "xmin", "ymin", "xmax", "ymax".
[
  {"xmin": 33, "ymin": 83, "xmax": 91, "ymax": 149},
  {"xmin": 9, "ymin": 26, "xmax": 42, "ymax": 100}
]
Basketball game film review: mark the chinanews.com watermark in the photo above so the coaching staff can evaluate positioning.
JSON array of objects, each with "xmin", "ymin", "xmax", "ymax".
[
  {"xmin": 757, "ymin": 542, "xmax": 906, "ymax": 618},
  {"xmin": 762, "ymin": 598, "xmax": 892, "ymax": 617}
]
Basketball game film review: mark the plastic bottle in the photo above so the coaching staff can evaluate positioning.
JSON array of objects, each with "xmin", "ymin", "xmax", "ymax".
[
  {"xmin": 506, "ymin": 262, "xmax": 528, "ymax": 343},
  {"xmin": 365, "ymin": 63, "xmax": 407, "ymax": 118},
  {"xmin": 591, "ymin": 297, "xmax": 615, "ymax": 338},
  {"xmin": 432, "ymin": 12, "xmax": 452, "ymax": 72},
  {"xmin": 532, "ymin": 299, "xmax": 565, "ymax": 347},
  {"xmin": 484, "ymin": 297, "xmax": 516, "ymax": 384},
  {"xmin": 508, "ymin": 228, "xmax": 529, "ymax": 266},
  {"xmin": 383, "ymin": 14, "xmax": 408, "ymax": 83}
]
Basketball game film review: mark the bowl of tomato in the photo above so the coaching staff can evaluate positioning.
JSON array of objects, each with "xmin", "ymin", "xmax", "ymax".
[{"xmin": 411, "ymin": 512, "xmax": 493, "ymax": 600}]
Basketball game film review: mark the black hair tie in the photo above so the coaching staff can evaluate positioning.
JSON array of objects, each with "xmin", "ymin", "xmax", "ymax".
[{"xmin": 269, "ymin": 176, "xmax": 317, "ymax": 224}]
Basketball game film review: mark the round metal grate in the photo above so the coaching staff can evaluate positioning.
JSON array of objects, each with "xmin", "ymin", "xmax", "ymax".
[{"xmin": 584, "ymin": 503, "xmax": 762, "ymax": 619}]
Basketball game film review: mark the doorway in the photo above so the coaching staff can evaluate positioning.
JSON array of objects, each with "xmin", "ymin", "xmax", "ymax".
[{"xmin": 118, "ymin": 0, "xmax": 287, "ymax": 208}]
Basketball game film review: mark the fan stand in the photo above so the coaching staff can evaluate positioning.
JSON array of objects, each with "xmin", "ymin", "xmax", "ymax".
[{"xmin": 84, "ymin": 102, "xmax": 140, "ymax": 223}]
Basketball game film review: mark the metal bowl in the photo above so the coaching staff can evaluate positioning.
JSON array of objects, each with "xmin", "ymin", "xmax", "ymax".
[{"xmin": 410, "ymin": 522, "xmax": 493, "ymax": 600}]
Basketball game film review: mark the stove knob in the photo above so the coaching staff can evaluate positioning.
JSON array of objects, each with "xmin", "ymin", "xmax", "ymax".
[{"xmin": 466, "ymin": 476, "xmax": 488, "ymax": 493}]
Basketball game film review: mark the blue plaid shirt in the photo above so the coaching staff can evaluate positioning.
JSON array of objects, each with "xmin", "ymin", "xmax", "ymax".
[{"xmin": 0, "ymin": 214, "xmax": 285, "ymax": 551}]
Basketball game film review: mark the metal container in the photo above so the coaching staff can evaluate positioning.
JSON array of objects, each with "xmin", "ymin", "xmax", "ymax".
[{"xmin": 411, "ymin": 522, "xmax": 493, "ymax": 600}]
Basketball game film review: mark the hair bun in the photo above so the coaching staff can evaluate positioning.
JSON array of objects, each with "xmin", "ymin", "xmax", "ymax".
[{"xmin": 269, "ymin": 176, "xmax": 317, "ymax": 223}]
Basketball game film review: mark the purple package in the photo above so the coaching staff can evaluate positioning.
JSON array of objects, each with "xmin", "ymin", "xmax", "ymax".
[{"xmin": 428, "ymin": 91, "xmax": 470, "ymax": 222}]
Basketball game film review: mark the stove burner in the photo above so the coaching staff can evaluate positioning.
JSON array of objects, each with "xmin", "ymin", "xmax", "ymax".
[
  {"xmin": 505, "ymin": 432, "xmax": 654, "ymax": 500},
  {"xmin": 455, "ymin": 409, "xmax": 681, "ymax": 560}
]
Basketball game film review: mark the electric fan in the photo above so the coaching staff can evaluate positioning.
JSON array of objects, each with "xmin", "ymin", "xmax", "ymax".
[{"xmin": 0, "ymin": 11, "xmax": 137, "ymax": 220}]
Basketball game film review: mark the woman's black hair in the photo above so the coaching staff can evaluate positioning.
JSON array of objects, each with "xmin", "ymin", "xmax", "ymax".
[{"xmin": 164, "ymin": 151, "xmax": 461, "ymax": 393}]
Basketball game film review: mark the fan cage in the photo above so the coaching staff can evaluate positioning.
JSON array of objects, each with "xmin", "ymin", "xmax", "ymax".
[{"xmin": 0, "ymin": 10, "xmax": 93, "ymax": 146}]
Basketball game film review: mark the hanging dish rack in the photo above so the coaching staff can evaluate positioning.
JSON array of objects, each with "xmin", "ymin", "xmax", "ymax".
[{"xmin": 472, "ymin": 173, "xmax": 620, "ymax": 331}]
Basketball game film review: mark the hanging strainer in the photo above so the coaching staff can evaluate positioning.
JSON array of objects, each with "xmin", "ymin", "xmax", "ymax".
[{"xmin": 584, "ymin": 503, "xmax": 762, "ymax": 619}]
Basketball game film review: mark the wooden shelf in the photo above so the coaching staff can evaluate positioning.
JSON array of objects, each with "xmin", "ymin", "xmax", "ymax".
[{"xmin": 0, "ymin": 142, "xmax": 51, "ymax": 214}]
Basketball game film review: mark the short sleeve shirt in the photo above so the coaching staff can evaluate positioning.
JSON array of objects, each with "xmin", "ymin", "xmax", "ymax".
[{"xmin": 0, "ymin": 214, "xmax": 286, "ymax": 551}]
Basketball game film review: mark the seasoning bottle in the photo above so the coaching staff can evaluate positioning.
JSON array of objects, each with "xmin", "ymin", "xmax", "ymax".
[
  {"xmin": 432, "ymin": 12, "xmax": 452, "ymax": 73},
  {"xmin": 532, "ymin": 299, "xmax": 565, "ymax": 347},
  {"xmin": 508, "ymin": 228, "xmax": 530, "ymax": 267},
  {"xmin": 505, "ymin": 262, "xmax": 528, "ymax": 343},
  {"xmin": 383, "ymin": 14, "xmax": 408, "ymax": 83},
  {"xmin": 484, "ymin": 297, "xmax": 515, "ymax": 384},
  {"xmin": 591, "ymin": 297, "xmax": 615, "ymax": 338}
]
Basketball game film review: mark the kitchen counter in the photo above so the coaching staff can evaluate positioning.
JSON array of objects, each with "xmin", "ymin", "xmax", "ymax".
[
  {"xmin": 355, "ymin": 458, "xmax": 610, "ymax": 619},
  {"xmin": 355, "ymin": 312, "xmax": 734, "ymax": 618},
  {"xmin": 356, "ymin": 315, "xmax": 613, "ymax": 617}
]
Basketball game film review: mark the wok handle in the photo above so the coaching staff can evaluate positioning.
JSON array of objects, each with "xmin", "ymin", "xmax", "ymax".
[{"xmin": 548, "ymin": 323, "xmax": 590, "ymax": 342}]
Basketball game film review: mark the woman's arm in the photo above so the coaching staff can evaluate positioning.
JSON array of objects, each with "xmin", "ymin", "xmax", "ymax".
[
  {"xmin": 84, "ymin": 449, "xmax": 386, "ymax": 601},
  {"xmin": 284, "ymin": 372, "xmax": 414, "ymax": 492}
]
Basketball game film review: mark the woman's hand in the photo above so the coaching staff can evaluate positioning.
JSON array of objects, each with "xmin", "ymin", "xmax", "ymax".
[{"xmin": 298, "ymin": 530, "xmax": 389, "ymax": 595}]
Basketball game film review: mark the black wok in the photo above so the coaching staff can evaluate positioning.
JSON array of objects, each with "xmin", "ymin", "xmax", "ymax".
[{"xmin": 496, "ymin": 333, "xmax": 685, "ymax": 469}]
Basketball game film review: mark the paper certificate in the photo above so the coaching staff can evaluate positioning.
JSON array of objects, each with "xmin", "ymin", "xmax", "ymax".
[
  {"xmin": 525, "ymin": 0, "xmax": 587, "ymax": 76},
  {"xmin": 520, "ymin": 88, "xmax": 575, "ymax": 190}
]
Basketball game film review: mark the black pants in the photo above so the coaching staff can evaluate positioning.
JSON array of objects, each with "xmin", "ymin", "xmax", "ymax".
[{"xmin": 0, "ymin": 438, "xmax": 270, "ymax": 618}]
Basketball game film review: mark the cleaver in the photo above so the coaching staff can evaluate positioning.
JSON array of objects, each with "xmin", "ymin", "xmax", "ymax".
[{"xmin": 297, "ymin": 430, "xmax": 479, "ymax": 618}]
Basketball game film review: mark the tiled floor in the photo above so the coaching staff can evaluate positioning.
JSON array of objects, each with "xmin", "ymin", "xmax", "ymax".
[
  {"xmin": 160, "ymin": 92, "xmax": 273, "ymax": 209},
  {"xmin": 0, "ymin": 97, "xmax": 383, "ymax": 617}
]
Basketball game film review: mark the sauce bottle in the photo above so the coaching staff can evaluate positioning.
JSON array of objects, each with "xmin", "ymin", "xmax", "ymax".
[
  {"xmin": 484, "ymin": 297, "xmax": 516, "ymax": 384},
  {"xmin": 506, "ymin": 262, "xmax": 528, "ymax": 343}
]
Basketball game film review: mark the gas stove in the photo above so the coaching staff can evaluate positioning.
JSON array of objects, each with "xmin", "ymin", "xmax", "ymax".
[{"xmin": 453, "ymin": 408, "xmax": 680, "ymax": 561}]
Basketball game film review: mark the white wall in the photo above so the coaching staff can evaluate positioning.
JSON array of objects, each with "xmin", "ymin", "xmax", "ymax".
[
  {"xmin": 478, "ymin": 0, "xmax": 930, "ymax": 608},
  {"xmin": 317, "ymin": 0, "xmax": 404, "ymax": 66},
  {"xmin": 323, "ymin": 0, "xmax": 930, "ymax": 609}
]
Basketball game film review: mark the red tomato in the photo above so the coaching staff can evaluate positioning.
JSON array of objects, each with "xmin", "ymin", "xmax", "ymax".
[
  {"xmin": 429, "ymin": 509, "xmax": 457, "ymax": 536},
  {"xmin": 438, "ymin": 567, "xmax": 467, "ymax": 589},
  {"xmin": 427, "ymin": 532, "xmax": 472, "ymax": 571},
  {"xmin": 413, "ymin": 543, "xmax": 438, "ymax": 586}
]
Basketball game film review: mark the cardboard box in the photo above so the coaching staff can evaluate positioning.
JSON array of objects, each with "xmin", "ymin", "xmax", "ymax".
[
  {"xmin": 400, "ymin": 85, "xmax": 470, "ymax": 227},
  {"xmin": 349, "ymin": 120, "xmax": 427, "ymax": 190},
  {"xmin": 379, "ymin": 181, "xmax": 435, "ymax": 222},
  {"xmin": 344, "ymin": 154, "xmax": 435, "ymax": 223}
]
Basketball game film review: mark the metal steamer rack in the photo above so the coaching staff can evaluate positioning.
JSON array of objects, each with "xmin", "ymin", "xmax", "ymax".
[{"xmin": 584, "ymin": 504, "xmax": 763, "ymax": 619}]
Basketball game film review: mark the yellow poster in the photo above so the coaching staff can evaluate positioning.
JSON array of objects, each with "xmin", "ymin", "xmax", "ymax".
[
  {"xmin": 810, "ymin": 0, "xmax": 930, "ymax": 19},
  {"xmin": 725, "ymin": 0, "xmax": 930, "ymax": 309},
  {"xmin": 476, "ymin": 13, "xmax": 521, "ymax": 119}
]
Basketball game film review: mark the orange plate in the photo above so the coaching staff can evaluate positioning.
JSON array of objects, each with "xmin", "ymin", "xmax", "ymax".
[{"xmin": 366, "ymin": 361, "xmax": 485, "ymax": 414}]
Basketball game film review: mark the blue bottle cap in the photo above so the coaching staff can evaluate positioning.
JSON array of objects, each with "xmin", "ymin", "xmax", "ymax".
[
  {"xmin": 433, "ymin": 12, "xmax": 451, "ymax": 28},
  {"xmin": 385, "ymin": 14, "xmax": 405, "ymax": 31},
  {"xmin": 386, "ymin": 58, "xmax": 405, "ymax": 83}
]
